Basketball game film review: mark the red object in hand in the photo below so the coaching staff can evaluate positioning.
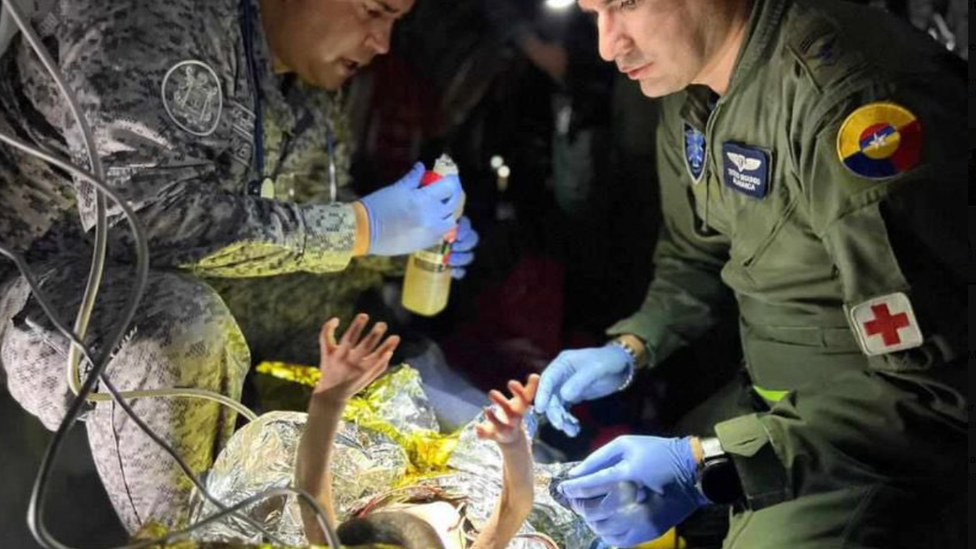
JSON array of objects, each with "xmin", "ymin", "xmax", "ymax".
[{"xmin": 419, "ymin": 170, "xmax": 442, "ymax": 187}]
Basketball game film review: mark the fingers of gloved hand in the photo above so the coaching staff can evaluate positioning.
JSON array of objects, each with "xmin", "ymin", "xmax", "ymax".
[
  {"xmin": 562, "ymin": 409, "xmax": 581, "ymax": 437},
  {"xmin": 545, "ymin": 399, "xmax": 580, "ymax": 437},
  {"xmin": 452, "ymin": 217, "xmax": 479, "ymax": 251},
  {"xmin": 536, "ymin": 358, "xmax": 573, "ymax": 411},
  {"xmin": 597, "ymin": 497, "xmax": 672, "ymax": 549},
  {"xmin": 558, "ymin": 345, "xmax": 630, "ymax": 403},
  {"xmin": 568, "ymin": 482, "xmax": 645, "ymax": 521},
  {"xmin": 448, "ymin": 250, "xmax": 475, "ymax": 267},
  {"xmin": 558, "ymin": 364, "xmax": 616, "ymax": 404},
  {"xmin": 545, "ymin": 398, "xmax": 567, "ymax": 433},
  {"xmin": 563, "ymin": 459, "xmax": 632, "ymax": 498},
  {"xmin": 395, "ymin": 162, "xmax": 426, "ymax": 188},
  {"xmin": 568, "ymin": 436, "xmax": 637, "ymax": 478},
  {"xmin": 450, "ymin": 267, "xmax": 467, "ymax": 280},
  {"xmin": 419, "ymin": 173, "xmax": 462, "ymax": 206}
]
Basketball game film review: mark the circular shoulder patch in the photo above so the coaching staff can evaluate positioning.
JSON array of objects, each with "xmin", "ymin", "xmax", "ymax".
[
  {"xmin": 835, "ymin": 102, "xmax": 922, "ymax": 180},
  {"xmin": 161, "ymin": 60, "xmax": 223, "ymax": 136}
]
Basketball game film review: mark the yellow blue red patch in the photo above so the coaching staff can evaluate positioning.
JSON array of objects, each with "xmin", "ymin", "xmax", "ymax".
[{"xmin": 836, "ymin": 102, "xmax": 922, "ymax": 179}]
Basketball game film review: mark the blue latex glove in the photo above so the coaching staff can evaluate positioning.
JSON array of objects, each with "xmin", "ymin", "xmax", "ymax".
[
  {"xmin": 560, "ymin": 436, "xmax": 708, "ymax": 547},
  {"xmin": 360, "ymin": 163, "xmax": 464, "ymax": 257},
  {"xmin": 534, "ymin": 344, "xmax": 634, "ymax": 437},
  {"xmin": 448, "ymin": 216, "xmax": 479, "ymax": 279}
]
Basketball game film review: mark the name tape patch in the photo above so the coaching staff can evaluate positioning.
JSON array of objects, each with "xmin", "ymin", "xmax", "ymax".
[{"xmin": 723, "ymin": 143, "xmax": 770, "ymax": 199}]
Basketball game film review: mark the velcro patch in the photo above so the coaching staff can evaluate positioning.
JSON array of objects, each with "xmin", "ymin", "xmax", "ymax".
[
  {"xmin": 848, "ymin": 293, "xmax": 923, "ymax": 356},
  {"xmin": 722, "ymin": 143, "xmax": 770, "ymax": 199}
]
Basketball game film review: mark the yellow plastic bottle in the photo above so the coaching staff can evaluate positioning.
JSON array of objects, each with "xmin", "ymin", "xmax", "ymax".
[{"xmin": 401, "ymin": 155, "xmax": 465, "ymax": 316}]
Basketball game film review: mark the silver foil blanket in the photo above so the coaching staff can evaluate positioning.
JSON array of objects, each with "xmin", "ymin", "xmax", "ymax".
[{"xmin": 187, "ymin": 365, "xmax": 595, "ymax": 549}]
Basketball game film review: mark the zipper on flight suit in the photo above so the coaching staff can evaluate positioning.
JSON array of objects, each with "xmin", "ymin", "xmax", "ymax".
[{"xmin": 700, "ymin": 97, "xmax": 724, "ymax": 233}]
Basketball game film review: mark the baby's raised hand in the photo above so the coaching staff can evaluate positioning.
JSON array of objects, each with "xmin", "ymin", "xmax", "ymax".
[
  {"xmin": 314, "ymin": 313, "xmax": 401, "ymax": 402},
  {"xmin": 475, "ymin": 374, "xmax": 540, "ymax": 447}
]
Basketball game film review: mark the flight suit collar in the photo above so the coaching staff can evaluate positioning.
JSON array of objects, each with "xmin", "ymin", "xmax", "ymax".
[
  {"xmin": 680, "ymin": 85, "xmax": 718, "ymax": 132},
  {"xmin": 680, "ymin": 0, "xmax": 789, "ymax": 120},
  {"xmin": 725, "ymin": 0, "xmax": 789, "ymax": 98},
  {"xmin": 677, "ymin": 0, "xmax": 789, "ymax": 143}
]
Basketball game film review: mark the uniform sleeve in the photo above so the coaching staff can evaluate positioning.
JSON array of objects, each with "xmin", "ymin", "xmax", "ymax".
[
  {"xmin": 606, "ymin": 100, "xmax": 734, "ymax": 365},
  {"xmin": 48, "ymin": 1, "xmax": 355, "ymax": 277},
  {"xmin": 715, "ymin": 81, "xmax": 968, "ymax": 509}
]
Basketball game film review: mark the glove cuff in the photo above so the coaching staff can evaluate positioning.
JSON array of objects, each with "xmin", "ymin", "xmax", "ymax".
[
  {"xmin": 357, "ymin": 197, "xmax": 382, "ymax": 255},
  {"xmin": 607, "ymin": 340, "xmax": 638, "ymax": 391},
  {"xmin": 677, "ymin": 436, "xmax": 711, "ymax": 508}
]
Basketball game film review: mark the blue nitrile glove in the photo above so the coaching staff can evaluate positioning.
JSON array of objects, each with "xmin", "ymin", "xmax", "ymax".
[
  {"xmin": 534, "ymin": 344, "xmax": 634, "ymax": 437},
  {"xmin": 359, "ymin": 162, "xmax": 464, "ymax": 257},
  {"xmin": 560, "ymin": 436, "xmax": 708, "ymax": 546},
  {"xmin": 448, "ymin": 216, "xmax": 479, "ymax": 279},
  {"xmin": 566, "ymin": 481, "xmax": 665, "ymax": 549}
]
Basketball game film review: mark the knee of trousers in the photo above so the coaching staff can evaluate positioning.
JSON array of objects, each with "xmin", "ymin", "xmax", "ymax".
[{"xmin": 0, "ymin": 268, "xmax": 251, "ymax": 432}]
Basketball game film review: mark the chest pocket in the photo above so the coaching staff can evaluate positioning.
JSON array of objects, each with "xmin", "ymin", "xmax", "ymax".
[{"xmin": 726, "ymin": 154, "xmax": 796, "ymax": 268}]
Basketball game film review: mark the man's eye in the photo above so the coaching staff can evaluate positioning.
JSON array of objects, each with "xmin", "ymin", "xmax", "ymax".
[
  {"xmin": 364, "ymin": 5, "xmax": 382, "ymax": 18},
  {"xmin": 620, "ymin": 0, "xmax": 640, "ymax": 9}
]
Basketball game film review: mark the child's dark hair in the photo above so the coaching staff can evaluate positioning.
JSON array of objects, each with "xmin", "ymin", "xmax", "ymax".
[{"xmin": 337, "ymin": 511, "xmax": 446, "ymax": 549}]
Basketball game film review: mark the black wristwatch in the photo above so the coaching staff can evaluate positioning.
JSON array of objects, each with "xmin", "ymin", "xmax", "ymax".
[{"xmin": 697, "ymin": 437, "xmax": 744, "ymax": 505}]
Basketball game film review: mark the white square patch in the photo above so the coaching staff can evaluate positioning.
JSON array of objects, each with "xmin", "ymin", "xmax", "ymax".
[{"xmin": 848, "ymin": 293, "xmax": 923, "ymax": 356}]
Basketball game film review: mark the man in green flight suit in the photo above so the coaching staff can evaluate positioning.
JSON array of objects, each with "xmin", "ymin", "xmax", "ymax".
[{"xmin": 534, "ymin": 0, "xmax": 968, "ymax": 547}]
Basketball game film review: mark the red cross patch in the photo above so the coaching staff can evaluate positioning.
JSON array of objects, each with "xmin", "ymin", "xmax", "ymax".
[{"xmin": 848, "ymin": 293, "xmax": 923, "ymax": 356}]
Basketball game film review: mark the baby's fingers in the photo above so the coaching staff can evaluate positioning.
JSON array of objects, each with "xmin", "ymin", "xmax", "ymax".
[
  {"xmin": 485, "ymin": 405, "xmax": 514, "ymax": 431},
  {"xmin": 340, "ymin": 313, "xmax": 369, "ymax": 347},
  {"xmin": 507, "ymin": 381, "xmax": 532, "ymax": 414},
  {"xmin": 356, "ymin": 321, "xmax": 388, "ymax": 357},
  {"xmin": 475, "ymin": 422, "xmax": 496, "ymax": 440},
  {"xmin": 489, "ymin": 390, "xmax": 521, "ymax": 422},
  {"xmin": 523, "ymin": 374, "xmax": 540, "ymax": 403},
  {"xmin": 319, "ymin": 318, "xmax": 340, "ymax": 355},
  {"xmin": 365, "ymin": 335, "xmax": 401, "ymax": 365}
]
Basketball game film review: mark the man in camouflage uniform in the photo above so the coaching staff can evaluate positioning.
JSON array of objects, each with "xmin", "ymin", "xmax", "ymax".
[
  {"xmin": 0, "ymin": 0, "xmax": 478, "ymax": 532},
  {"xmin": 535, "ymin": 0, "xmax": 967, "ymax": 547}
]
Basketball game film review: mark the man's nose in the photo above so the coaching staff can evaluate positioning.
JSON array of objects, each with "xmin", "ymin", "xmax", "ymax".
[
  {"xmin": 366, "ymin": 19, "xmax": 393, "ymax": 56},
  {"xmin": 597, "ymin": 14, "xmax": 625, "ymax": 63}
]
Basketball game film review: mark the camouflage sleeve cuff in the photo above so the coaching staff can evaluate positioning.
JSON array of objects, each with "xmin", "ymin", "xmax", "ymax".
[
  {"xmin": 299, "ymin": 203, "xmax": 357, "ymax": 273},
  {"xmin": 714, "ymin": 413, "xmax": 790, "ymax": 510}
]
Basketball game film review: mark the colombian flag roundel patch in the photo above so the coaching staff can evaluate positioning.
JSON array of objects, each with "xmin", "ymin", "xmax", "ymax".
[{"xmin": 836, "ymin": 102, "xmax": 922, "ymax": 179}]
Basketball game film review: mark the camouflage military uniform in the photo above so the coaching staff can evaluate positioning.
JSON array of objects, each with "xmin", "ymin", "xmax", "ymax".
[
  {"xmin": 0, "ymin": 0, "xmax": 391, "ymax": 532},
  {"xmin": 608, "ymin": 0, "xmax": 967, "ymax": 546}
]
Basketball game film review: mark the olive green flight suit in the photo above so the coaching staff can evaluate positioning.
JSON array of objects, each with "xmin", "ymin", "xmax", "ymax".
[{"xmin": 607, "ymin": 0, "xmax": 967, "ymax": 546}]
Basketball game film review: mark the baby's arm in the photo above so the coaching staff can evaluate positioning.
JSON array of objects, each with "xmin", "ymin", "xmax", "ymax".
[
  {"xmin": 295, "ymin": 314, "xmax": 400, "ymax": 545},
  {"xmin": 470, "ymin": 375, "xmax": 540, "ymax": 549}
]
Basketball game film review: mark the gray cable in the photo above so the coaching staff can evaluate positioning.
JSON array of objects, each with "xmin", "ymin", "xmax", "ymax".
[
  {"xmin": 0, "ymin": 0, "xmax": 110, "ymax": 401},
  {"xmin": 0, "ymin": 242, "xmax": 289, "ymax": 546},
  {"xmin": 0, "ymin": 131, "xmax": 301, "ymax": 547}
]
